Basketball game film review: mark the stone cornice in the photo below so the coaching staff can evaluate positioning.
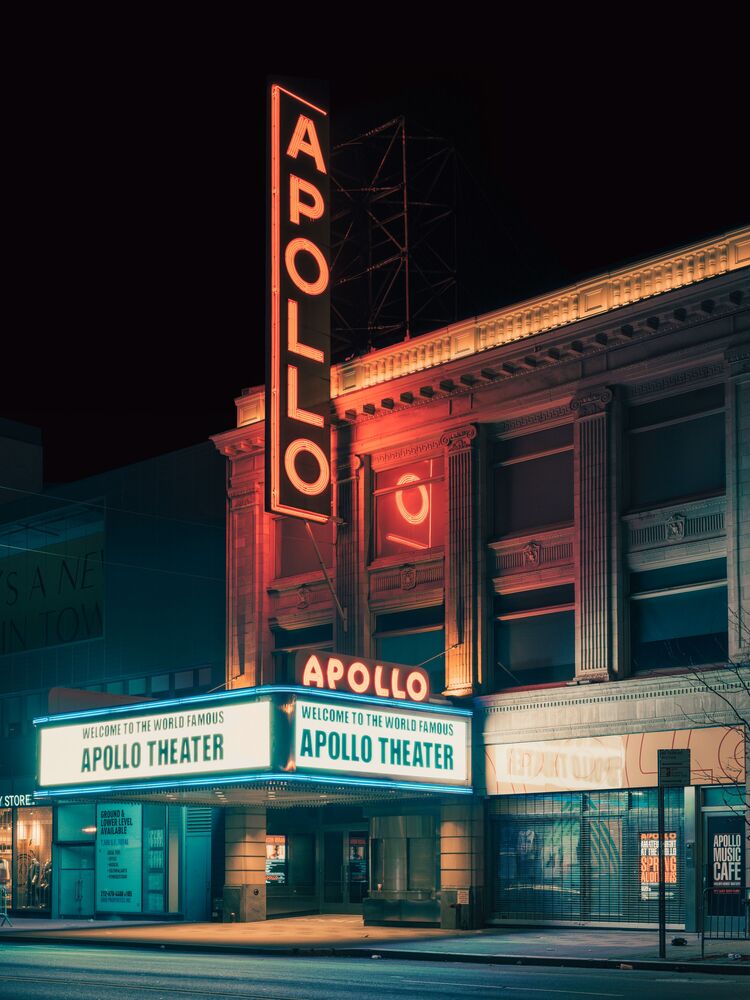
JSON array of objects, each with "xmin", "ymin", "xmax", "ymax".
[
  {"xmin": 331, "ymin": 226, "xmax": 749, "ymax": 400},
  {"xmin": 211, "ymin": 425, "xmax": 263, "ymax": 457},
  {"xmin": 476, "ymin": 667, "xmax": 750, "ymax": 723}
]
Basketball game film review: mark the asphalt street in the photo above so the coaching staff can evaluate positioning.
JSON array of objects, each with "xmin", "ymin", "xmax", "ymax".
[{"xmin": 0, "ymin": 943, "xmax": 743, "ymax": 999}]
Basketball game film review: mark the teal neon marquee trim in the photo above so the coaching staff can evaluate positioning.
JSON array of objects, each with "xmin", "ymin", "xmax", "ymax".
[
  {"xmin": 33, "ymin": 684, "xmax": 472, "ymax": 727},
  {"xmin": 32, "ymin": 771, "xmax": 473, "ymax": 798}
]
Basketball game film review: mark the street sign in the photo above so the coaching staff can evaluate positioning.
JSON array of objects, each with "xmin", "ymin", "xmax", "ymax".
[
  {"xmin": 658, "ymin": 749, "xmax": 691, "ymax": 786},
  {"xmin": 656, "ymin": 749, "xmax": 690, "ymax": 958}
]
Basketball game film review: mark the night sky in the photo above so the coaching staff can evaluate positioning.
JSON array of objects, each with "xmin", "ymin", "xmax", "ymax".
[{"xmin": 4, "ymin": 28, "xmax": 747, "ymax": 483}]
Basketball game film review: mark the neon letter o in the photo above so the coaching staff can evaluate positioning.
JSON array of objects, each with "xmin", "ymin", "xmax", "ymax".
[
  {"xmin": 405, "ymin": 671, "xmax": 429, "ymax": 702},
  {"xmin": 347, "ymin": 662, "xmax": 370, "ymax": 694},
  {"xmin": 285, "ymin": 238, "xmax": 329, "ymax": 295},
  {"xmin": 284, "ymin": 438, "xmax": 330, "ymax": 496}
]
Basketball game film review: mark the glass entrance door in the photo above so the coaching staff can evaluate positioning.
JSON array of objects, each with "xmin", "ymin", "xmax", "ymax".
[
  {"xmin": 58, "ymin": 845, "xmax": 95, "ymax": 918},
  {"xmin": 319, "ymin": 829, "xmax": 369, "ymax": 913}
]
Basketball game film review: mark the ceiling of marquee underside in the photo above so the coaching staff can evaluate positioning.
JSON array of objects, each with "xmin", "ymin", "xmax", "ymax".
[{"xmin": 54, "ymin": 779, "xmax": 464, "ymax": 809}]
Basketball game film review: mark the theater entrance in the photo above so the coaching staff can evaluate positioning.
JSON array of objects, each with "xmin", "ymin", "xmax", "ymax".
[{"xmin": 320, "ymin": 826, "xmax": 369, "ymax": 914}]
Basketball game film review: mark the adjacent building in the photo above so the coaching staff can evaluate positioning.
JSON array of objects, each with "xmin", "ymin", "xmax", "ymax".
[{"xmin": 1, "ymin": 440, "xmax": 226, "ymax": 919}]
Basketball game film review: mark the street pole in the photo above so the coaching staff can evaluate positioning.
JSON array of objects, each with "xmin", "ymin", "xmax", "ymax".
[{"xmin": 658, "ymin": 783, "xmax": 666, "ymax": 959}]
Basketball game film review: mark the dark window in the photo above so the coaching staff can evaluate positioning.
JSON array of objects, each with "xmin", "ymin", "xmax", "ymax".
[
  {"xmin": 174, "ymin": 670, "xmax": 194, "ymax": 691},
  {"xmin": 630, "ymin": 559, "xmax": 728, "ymax": 672},
  {"xmin": 628, "ymin": 387, "xmax": 725, "ymax": 509},
  {"xmin": 276, "ymin": 517, "xmax": 333, "ymax": 579},
  {"xmin": 374, "ymin": 457, "xmax": 445, "ymax": 559},
  {"xmin": 273, "ymin": 623, "xmax": 332, "ymax": 684},
  {"xmin": 493, "ymin": 425, "xmax": 574, "ymax": 536},
  {"xmin": 494, "ymin": 585, "xmax": 575, "ymax": 689},
  {"xmin": 374, "ymin": 606, "xmax": 445, "ymax": 693}
]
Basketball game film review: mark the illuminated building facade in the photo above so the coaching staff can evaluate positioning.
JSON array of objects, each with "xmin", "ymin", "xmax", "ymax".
[
  {"xmin": 208, "ymin": 225, "xmax": 749, "ymax": 928},
  {"xmin": 30, "ymin": 226, "xmax": 750, "ymax": 931}
]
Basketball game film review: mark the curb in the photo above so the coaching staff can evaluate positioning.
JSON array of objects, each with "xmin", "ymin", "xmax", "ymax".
[{"xmin": 2, "ymin": 934, "xmax": 749, "ymax": 975}]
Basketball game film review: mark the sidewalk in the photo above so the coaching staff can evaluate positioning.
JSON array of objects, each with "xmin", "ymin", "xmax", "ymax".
[{"xmin": 2, "ymin": 914, "xmax": 748, "ymax": 974}]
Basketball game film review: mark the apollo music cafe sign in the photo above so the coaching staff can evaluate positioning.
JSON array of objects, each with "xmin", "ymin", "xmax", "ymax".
[
  {"xmin": 35, "ymin": 687, "xmax": 471, "ymax": 796},
  {"xmin": 266, "ymin": 83, "xmax": 331, "ymax": 523}
]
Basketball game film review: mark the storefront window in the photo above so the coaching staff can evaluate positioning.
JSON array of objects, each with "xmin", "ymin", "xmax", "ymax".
[
  {"xmin": 492, "ymin": 789, "xmax": 685, "ymax": 925},
  {"xmin": 0, "ymin": 808, "xmax": 12, "ymax": 905},
  {"xmin": 143, "ymin": 804, "xmax": 167, "ymax": 913},
  {"xmin": 14, "ymin": 807, "xmax": 53, "ymax": 911},
  {"xmin": 57, "ymin": 803, "xmax": 96, "ymax": 842}
]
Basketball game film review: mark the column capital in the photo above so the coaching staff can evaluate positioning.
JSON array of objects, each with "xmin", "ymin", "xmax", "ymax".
[
  {"xmin": 725, "ymin": 342, "xmax": 750, "ymax": 380},
  {"xmin": 570, "ymin": 386, "xmax": 614, "ymax": 418},
  {"xmin": 440, "ymin": 424, "xmax": 477, "ymax": 452}
]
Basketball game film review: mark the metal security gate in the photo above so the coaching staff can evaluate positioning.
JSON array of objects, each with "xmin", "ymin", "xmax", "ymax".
[{"xmin": 491, "ymin": 789, "xmax": 685, "ymax": 926}]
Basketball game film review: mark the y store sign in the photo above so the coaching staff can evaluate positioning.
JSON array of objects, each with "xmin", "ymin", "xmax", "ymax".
[{"xmin": 35, "ymin": 687, "xmax": 471, "ymax": 797}]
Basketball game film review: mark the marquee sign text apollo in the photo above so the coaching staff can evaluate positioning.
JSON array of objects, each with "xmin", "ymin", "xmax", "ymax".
[{"xmin": 266, "ymin": 83, "xmax": 331, "ymax": 522}]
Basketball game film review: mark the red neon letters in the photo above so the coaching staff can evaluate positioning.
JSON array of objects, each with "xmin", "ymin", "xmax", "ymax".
[
  {"xmin": 266, "ymin": 85, "xmax": 331, "ymax": 523},
  {"xmin": 299, "ymin": 652, "xmax": 431, "ymax": 703}
]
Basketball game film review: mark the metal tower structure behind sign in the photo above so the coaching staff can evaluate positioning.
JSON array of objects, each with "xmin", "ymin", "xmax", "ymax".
[{"xmin": 331, "ymin": 116, "xmax": 457, "ymax": 359}]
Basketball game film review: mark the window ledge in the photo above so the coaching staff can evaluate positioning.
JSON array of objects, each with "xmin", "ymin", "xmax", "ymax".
[{"xmin": 368, "ymin": 549, "xmax": 444, "ymax": 572}]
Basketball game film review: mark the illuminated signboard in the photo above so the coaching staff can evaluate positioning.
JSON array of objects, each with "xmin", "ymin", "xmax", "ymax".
[
  {"xmin": 707, "ymin": 815, "xmax": 744, "ymax": 915},
  {"xmin": 265, "ymin": 834, "xmax": 287, "ymax": 885},
  {"xmin": 96, "ymin": 803, "xmax": 142, "ymax": 913},
  {"xmin": 297, "ymin": 650, "xmax": 431, "ymax": 702},
  {"xmin": 266, "ymin": 82, "xmax": 331, "ymax": 523},
  {"xmin": 37, "ymin": 700, "xmax": 270, "ymax": 791},
  {"xmin": 639, "ymin": 832, "xmax": 677, "ymax": 900},
  {"xmin": 294, "ymin": 697, "xmax": 469, "ymax": 786},
  {"xmin": 375, "ymin": 458, "xmax": 445, "ymax": 557},
  {"xmin": 35, "ymin": 687, "xmax": 471, "ymax": 797},
  {"xmin": 485, "ymin": 726, "xmax": 745, "ymax": 795}
]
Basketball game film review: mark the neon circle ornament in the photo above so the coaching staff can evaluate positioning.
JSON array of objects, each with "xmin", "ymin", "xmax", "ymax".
[{"xmin": 394, "ymin": 472, "xmax": 429, "ymax": 525}]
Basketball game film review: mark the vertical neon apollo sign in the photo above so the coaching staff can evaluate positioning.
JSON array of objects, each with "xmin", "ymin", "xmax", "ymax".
[{"xmin": 266, "ymin": 84, "xmax": 331, "ymax": 523}]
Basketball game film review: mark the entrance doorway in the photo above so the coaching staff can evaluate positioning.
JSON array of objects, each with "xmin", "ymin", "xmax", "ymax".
[
  {"xmin": 58, "ymin": 845, "xmax": 95, "ymax": 918},
  {"xmin": 320, "ymin": 828, "xmax": 369, "ymax": 913}
]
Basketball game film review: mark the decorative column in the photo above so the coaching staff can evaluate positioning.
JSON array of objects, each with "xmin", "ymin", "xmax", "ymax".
[
  {"xmin": 725, "ymin": 344, "xmax": 750, "ymax": 662},
  {"xmin": 213, "ymin": 429, "xmax": 268, "ymax": 689},
  {"xmin": 439, "ymin": 801, "xmax": 484, "ymax": 929},
  {"xmin": 223, "ymin": 806, "xmax": 267, "ymax": 922},
  {"xmin": 441, "ymin": 425, "xmax": 478, "ymax": 697},
  {"xmin": 571, "ymin": 387, "xmax": 614, "ymax": 679},
  {"xmin": 334, "ymin": 454, "xmax": 365, "ymax": 655}
]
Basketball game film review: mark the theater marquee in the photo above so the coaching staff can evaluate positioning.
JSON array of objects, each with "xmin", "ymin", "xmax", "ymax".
[
  {"xmin": 37, "ymin": 700, "xmax": 271, "ymax": 789},
  {"xmin": 266, "ymin": 82, "xmax": 331, "ymax": 523},
  {"xmin": 35, "ymin": 687, "xmax": 472, "ymax": 797}
]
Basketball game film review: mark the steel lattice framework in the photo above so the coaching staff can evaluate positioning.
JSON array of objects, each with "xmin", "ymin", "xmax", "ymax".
[{"xmin": 330, "ymin": 117, "xmax": 457, "ymax": 360}]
